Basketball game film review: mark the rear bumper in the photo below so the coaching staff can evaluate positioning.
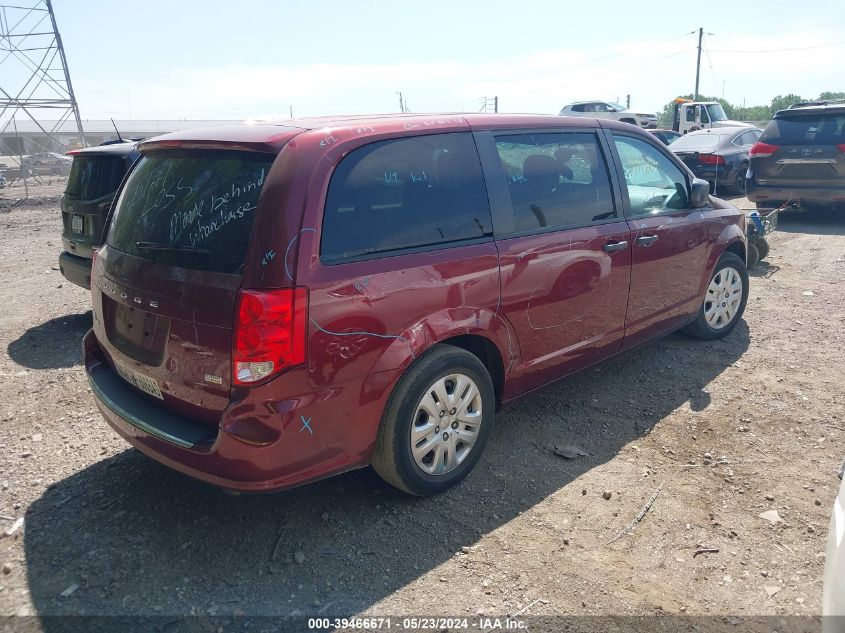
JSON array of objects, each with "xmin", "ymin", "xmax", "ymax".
[
  {"xmin": 746, "ymin": 182, "xmax": 845, "ymax": 207},
  {"xmin": 58, "ymin": 251, "xmax": 92, "ymax": 290},
  {"xmin": 689, "ymin": 166, "xmax": 737, "ymax": 187},
  {"xmin": 83, "ymin": 329, "xmax": 390, "ymax": 493}
]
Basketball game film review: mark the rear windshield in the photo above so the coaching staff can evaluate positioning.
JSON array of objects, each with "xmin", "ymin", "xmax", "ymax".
[
  {"xmin": 762, "ymin": 113, "xmax": 845, "ymax": 145},
  {"xmin": 669, "ymin": 133, "xmax": 720, "ymax": 152},
  {"xmin": 65, "ymin": 155, "xmax": 128, "ymax": 200},
  {"xmin": 107, "ymin": 150, "xmax": 274, "ymax": 274}
]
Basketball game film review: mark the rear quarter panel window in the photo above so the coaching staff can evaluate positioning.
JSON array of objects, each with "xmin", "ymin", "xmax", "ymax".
[
  {"xmin": 320, "ymin": 133, "xmax": 492, "ymax": 261},
  {"xmin": 106, "ymin": 150, "xmax": 274, "ymax": 274}
]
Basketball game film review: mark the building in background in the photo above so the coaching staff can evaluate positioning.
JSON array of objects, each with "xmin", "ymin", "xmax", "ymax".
[{"xmin": 0, "ymin": 119, "xmax": 239, "ymax": 155}]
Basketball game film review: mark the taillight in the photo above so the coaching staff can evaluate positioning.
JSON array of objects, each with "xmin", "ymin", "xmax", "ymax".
[
  {"xmin": 836, "ymin": 144, "xmax": 845, "ymax": 153},
  {"xmin": 233, "ymin": 288, "xmax": 307, "ymax": 386},
  {"xmin": 750, "ymin": 141, "xmax": 779, "ymax": 158},
  {"xmin": 699, "ymin": 153, "xmax": 725, "ymax": 165}
]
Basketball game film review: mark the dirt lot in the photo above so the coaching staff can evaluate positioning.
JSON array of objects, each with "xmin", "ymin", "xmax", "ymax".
[{"xmin": 0, "ymin": 180, "xmax": 843, "ymax": 629}]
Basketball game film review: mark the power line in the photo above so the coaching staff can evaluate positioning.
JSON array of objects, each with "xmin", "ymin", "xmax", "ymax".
[
  {"xmin": 710, "ymin": 39, "xmax": 845, "ymax": 53},
  {"xmin": 713, "ymin": 18, "xmax": 845, "ymax": 38},
  {"xmin": 500, "ymin": 30, "xmax": 698, "ymax": 92}
]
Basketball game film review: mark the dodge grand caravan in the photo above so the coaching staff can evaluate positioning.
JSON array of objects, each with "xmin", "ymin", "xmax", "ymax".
[{"xmin": 84, "ymin": 114, "xmax": 748, "ymax": 496}]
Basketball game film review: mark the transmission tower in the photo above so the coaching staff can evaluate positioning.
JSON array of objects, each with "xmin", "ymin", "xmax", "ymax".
[{"xmin": 0, "ymin": 0, "xmax": 86, "ymax": 152}]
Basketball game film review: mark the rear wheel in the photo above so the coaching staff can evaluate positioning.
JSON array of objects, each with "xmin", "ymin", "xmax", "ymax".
[
  {"xmin": 371, "ymin": 345, "xmax": 495, "ymax": 496},
  {"xmin": 731, "ymin": 164, "xmax": 748, "ymax": 195},
  {"xmin": 682, "ymin": 252, "xmax": 749, "ymax": 340},
  {"xmin": 755, "ymin": 238, "xmax": 770, "ymax": 261},
  {"xmin": 746, "ymin": 242, "xmax": 760, "ymax": 267}
]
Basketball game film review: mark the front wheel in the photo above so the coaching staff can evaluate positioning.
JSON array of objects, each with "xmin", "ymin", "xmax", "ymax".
[
  {"xmin": 371, "ymin": 345, "xmax": 495, "ymax": 496},
  {"xmin": 682, "ymin": 252, "xmax": 749, "ymax": 340}
]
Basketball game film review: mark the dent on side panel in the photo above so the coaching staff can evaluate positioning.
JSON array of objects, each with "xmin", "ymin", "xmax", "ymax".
[{"xmin": 305, "ymin": 244, "xmax": 513, "ymax": 390}]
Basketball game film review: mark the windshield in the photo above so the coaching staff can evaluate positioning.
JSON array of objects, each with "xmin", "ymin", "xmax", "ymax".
[
  {"xmin": 706, "ymin": 104, "xmax": 728, "ymax": 122},
  {"xmin": 107, "ymin": 150, "xmax": 274, "ymax": 274},
  {"xmin": 608, "ymin": 102, "xmax": 626, "ymax": 112},
  {"xmin": 65, "ymin": 155, "xmax": 128, "ymax": 200}
]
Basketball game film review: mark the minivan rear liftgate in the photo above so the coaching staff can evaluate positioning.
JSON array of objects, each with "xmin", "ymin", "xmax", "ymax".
[
  {"xmin": 90, "ymin": 149, "xmax": 275, "ymax": 436},
  {"xmin": 749, "ymin": 108, "xmax": 845, "ymax": 206}
]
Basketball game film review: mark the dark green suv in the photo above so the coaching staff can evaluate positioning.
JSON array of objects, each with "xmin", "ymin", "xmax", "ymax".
[{"xmin": 59, "ymin": 142, "xmax": 140, "ymax": 289}]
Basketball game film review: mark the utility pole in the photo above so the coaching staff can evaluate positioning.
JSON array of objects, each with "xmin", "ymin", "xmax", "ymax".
[
  {"xmin": 694, "ymin": 27, "xmax": 703, "ymax": 101},
  {"xmin": 0, "ymin": 0, "xmax": 87, "ymax": 150},
  {"xmin": 397, "ymin": 92, "xmax": 405, "ymax": 114},
  {"xmin": 480, "ymin": 96, "xmax": 499, "ymax": 113},
  {"xmin": 626, "ymin": 94, "xmax": 631, "ymax": 109}
]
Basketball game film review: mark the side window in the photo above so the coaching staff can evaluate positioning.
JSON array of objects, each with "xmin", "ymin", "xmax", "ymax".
[
  {"xmin": 570, "ymin": 104, "xmax": 585, "ymax": 113},
  {"xmin": 612, "ymin": 135, "xmax": 689, "ymax": 217},
  {"xmin": 700, "ymin": 106, "xmax": 710, "ymax": 124},
  {"xmin": 494, "ymin": 132, "xmax": 616, "ymax": 233},
  {"xmin": 321, "ymin": 133, "xmax": 492, "ymax": 261}
]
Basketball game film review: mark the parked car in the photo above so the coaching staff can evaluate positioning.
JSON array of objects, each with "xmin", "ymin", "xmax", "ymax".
[
  {"xmin": 559, "ymin": 101, "xmax": 658, "ymax": 129},
  {"xmin": 22, "ymin": 151, "xmax": 72, "ymax": 175},
  {"xmin": 669, "ymin": 127, "xmax": 762, "ymax": 195},
  {"xmin": 58, "ymin": 141, "xmax": 140, "ymax": 289},
  {"xmin": 84, "ymin": 114, "xmax": 748, "ymax": 496},
  {"xmin": 822, "ymin": 456, "xmax": 845, "ymax": 629},
  {"xmin": 649, "ymin": 129, "xmax": 682, "ymax": 146},
  {"xmin": 747, "ymin": 102, "xmax": 845, "ymax": 210}
]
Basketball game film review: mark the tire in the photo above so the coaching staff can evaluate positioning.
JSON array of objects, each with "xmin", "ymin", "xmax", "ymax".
[
  {"xmin": 682, "ymin": 252, "xmax": 749, "ymax": 340},
  {"xmin": 620, "ymin": 118, "xmax": 636, "ymax": 125},
  {"xmin": 755, "ymin": 238, "xmax": 770, "ymax": 261},
  {"xmin": 371, "ymin": 345, "xmax": 495, "ymax": 496},
  {"xmin": 731, "ymin": 163, "xmax": 748, "ymax": 195},
  {"xmin": 746, "ymin": 241, "xmax": 760, "ymax": 268}
]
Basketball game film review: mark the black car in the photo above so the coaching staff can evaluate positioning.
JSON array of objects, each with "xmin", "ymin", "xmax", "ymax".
[
  {"xmin": 59, "ymin": 142, "xmax": 140, "ymax": 289},
  {"xmin": 649, "ymin": 128, "xmax": 682, "ymax": 146},
  {"xmin": 669, "ymin": 126, "xmax": 761, "ymax": 195},
  {"xmin": 747, "ymin": 102, "xmax": 845, "ymax": 210}
]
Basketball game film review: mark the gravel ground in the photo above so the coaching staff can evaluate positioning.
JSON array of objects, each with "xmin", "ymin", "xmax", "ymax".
[{"xmin": 0, "ymin": 181, "xmax": 843, "ymax": 629}]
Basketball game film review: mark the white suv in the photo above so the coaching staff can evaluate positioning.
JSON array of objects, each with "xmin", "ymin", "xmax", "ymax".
[{"xmin": 560, "ymin": 101, "xmax": 658, "ymax": 129}]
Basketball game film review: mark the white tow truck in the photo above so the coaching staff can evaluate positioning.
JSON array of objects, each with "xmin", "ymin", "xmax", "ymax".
[{"xmin": 671, "ymin": 98, "xmax": 753, "ymax": 134}]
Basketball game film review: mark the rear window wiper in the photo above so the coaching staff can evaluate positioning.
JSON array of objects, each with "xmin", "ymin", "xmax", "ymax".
[{"xmin": 135, "ymin": 241, "xmax": 212, "ymax": 254}]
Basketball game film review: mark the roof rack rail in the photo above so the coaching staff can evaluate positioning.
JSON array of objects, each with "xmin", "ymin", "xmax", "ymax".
[{"xmin": 788, "ymin": 98, "xmax": 845, "ymax": 109}]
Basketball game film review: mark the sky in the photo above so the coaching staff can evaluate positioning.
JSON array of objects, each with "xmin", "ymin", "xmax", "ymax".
[{"xmin": 10, "ymin": 0, "xmax": 845, "ymax": 121}]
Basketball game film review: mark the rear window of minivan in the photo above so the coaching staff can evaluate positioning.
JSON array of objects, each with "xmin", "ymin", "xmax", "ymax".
[
  {"xmin": 107, "ymin": 150, "xmax": 273, "ymax": 274},
  {"xmin": 761, "ymin": 113, "xmax": 845, "ymax": 145},
  {"xmin": 65, "ymin": 155, "xmax": 127, "ymax": 200}
]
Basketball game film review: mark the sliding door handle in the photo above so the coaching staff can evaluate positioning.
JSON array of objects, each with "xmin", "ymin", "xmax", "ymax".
[{"xmin": 602, "ymin": 240, "xmax": 629, "ymax": 253}]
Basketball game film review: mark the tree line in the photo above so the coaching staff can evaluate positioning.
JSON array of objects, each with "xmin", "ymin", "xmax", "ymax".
[{"xmin": 658, "ymin": 91, "xmax": 845, "ymax": 125}]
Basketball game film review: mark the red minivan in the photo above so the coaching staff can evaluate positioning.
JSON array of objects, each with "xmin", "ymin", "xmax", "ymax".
[{"xmin": 84, "ymin": 114, "xmax": 748, "ymax": 496}]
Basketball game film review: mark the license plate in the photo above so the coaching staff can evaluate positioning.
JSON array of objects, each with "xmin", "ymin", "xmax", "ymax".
[
  {"xmin": 114, "ymin": 361, "xmax": 163, "ymax": 400},
  {"xmin": 71, "ymin": 215, "xmax": 83, "ymax": 234}
]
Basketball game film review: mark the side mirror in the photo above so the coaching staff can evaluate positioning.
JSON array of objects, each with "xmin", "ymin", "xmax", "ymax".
[{"xmin": 689, "ymin": 178, "xmax": 710, "ymax": 208}]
